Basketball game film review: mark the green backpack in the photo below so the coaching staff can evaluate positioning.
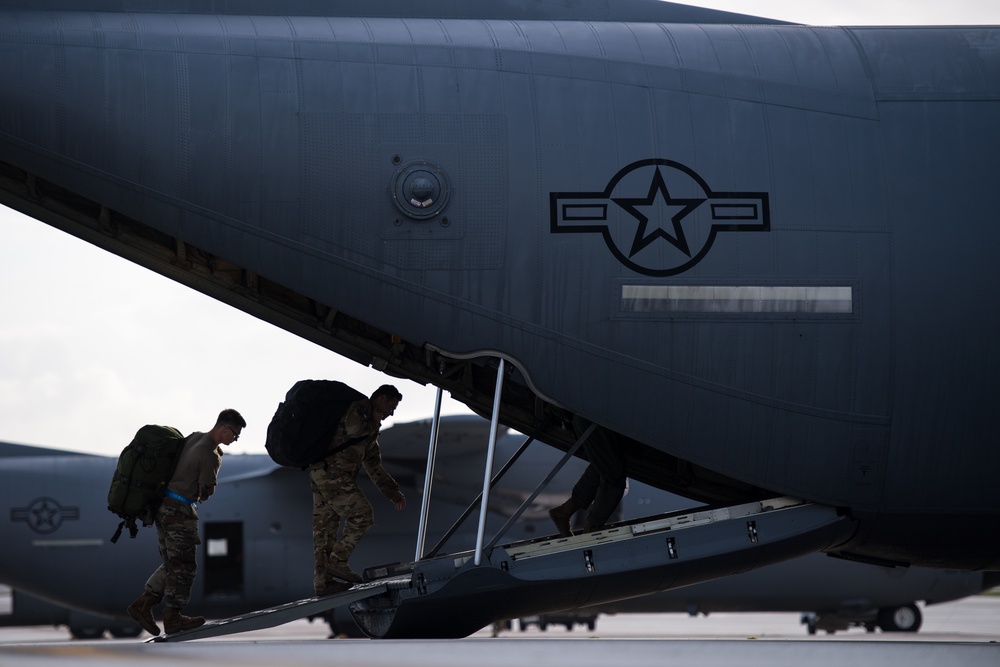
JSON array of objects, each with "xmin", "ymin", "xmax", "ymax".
[{"xmin": 107, "ymin": 424, "xmax": 187, "ymax": 543}]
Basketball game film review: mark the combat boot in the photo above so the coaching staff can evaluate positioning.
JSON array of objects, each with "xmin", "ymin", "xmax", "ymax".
[
  {"xmin": 163, "ymin": 607, "xmax": 205, "ymax": 634},
  {"xmin": 316, "ymin": 580, "xmax": 352, "ymax": 597},
  {"xmin": 548, "ymin": 499, "xmax": 579, "ymax": 537},
  {"xmin": 329, "ymin": 561, "xmax": 364, "ymax": 584},
  {"xmin": 126, "ymin": 589, "xmax": 162, "ymax": 636}
]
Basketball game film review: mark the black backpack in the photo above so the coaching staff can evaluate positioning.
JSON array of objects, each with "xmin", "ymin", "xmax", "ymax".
[
  {"xmin": 107, "ymin": 425, "xmax": 186, "ymax": 543},
  {"xmin": 265, "ymin": 380, "xmax": 366, "ymax": 469}
]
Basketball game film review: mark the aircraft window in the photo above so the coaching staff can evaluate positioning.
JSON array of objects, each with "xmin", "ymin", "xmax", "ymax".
[
  {"xmin": 207, "ymin": 538, "xmax": 229, "ymax": 558},
  {"xmin": 620, "ymin": 285, "xmax": 853, "ymax": 315}
]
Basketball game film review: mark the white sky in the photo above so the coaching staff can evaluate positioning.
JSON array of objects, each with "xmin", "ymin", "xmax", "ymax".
[{"xmin": 2, "ymin": 1, "xmax": 999, "ymax": 457}]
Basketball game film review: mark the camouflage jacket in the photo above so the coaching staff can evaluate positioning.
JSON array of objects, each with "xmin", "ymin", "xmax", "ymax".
[{"xmin": 324, "ymin": 400, "xmax": 402, "ymax": 502}]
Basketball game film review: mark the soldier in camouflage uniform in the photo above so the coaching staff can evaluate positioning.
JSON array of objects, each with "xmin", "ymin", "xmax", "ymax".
[
  {"xmin": 126, "ymin": 409, "xmax": 246, "ymax": 636},
  {"xmin": 548, "ymin": 414, "xmax": 629, "ymax": 537},
  {"xmin": 310, "ymin": 385, "xmax": 406, "ymax": 594}
]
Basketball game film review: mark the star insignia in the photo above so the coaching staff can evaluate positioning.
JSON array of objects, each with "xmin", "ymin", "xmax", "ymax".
[{"xmin": 612, "ymin": 167, "xmax": 705, "ymax": 258}]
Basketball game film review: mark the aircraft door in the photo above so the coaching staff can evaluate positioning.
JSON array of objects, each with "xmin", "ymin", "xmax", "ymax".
[{"xmin": 203, "ymin": 522, "xmax": 244, "ymax": 597}]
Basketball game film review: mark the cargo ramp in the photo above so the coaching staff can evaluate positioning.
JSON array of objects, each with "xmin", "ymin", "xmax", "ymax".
[{"xmin": 157, "ymin": 496, "xmax": 852, "ymax": 641}]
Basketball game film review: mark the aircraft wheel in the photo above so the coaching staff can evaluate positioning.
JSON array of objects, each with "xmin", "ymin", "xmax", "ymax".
[
  {"xmin": 69, "ymin": 625, "xmax": 105, "ymax": 640},
  {"xmin": 806, "ymin": 620, "xmax": 817, "ymax": 635},
  {"xmin": 877, "ymin": 603, "xmax": 922, "ymax": 633},
  {"xmin": 587, "ymin": 619, "xmax": 596, "ymax": 631},
  {"xmin": 327, "ymin": 620, "xmax": 367, "ymax": 638},
  {"xmin": 109, "ymin": 625, "xmax": 143, "ymax": 638}
]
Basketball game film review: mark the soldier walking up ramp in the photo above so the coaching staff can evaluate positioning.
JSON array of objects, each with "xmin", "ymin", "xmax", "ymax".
[{"xmin": 152, "ymin": 578, "xmax": 407, "ymax": 642}]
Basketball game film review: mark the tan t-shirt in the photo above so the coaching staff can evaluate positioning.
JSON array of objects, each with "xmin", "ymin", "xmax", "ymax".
[{"xmin": 167, "ymin": 431, "xmax": 222, "ymax": 510}]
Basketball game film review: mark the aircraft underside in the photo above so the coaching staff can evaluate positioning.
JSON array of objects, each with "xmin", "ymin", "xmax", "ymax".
[{"xmin": 0, "ymin": 159, "xmax": 763, "ymax": 509}]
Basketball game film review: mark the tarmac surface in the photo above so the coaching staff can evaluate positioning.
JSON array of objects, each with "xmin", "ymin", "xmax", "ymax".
[{"xmin": 0, "ymin": 593, "xmax": 997, "ymax": 667}]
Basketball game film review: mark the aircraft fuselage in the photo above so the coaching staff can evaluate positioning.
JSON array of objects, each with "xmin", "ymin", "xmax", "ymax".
[{"xmin": 0, "ymin": 6, "xmax": 997, "ymax": 568}]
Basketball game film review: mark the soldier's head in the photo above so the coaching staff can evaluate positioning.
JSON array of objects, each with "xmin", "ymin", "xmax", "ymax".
[
  {"xmin": 369, "ymin": 385, "xmax": 402, "ymax": 424},
  {"xmin": 215, "ymin": 408, "xmax": 246, "ymax": 446}
]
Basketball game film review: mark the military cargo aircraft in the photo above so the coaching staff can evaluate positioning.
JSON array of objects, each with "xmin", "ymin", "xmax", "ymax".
[
  {"xmin": 0, "ymin": 0, "xmax": 998, "ymax": 638},
  {"xmin": 1, "ymin": 416, "xmax": 994, "ymax": 639}
]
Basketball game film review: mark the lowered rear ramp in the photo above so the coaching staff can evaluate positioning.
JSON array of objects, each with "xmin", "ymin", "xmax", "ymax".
[
  {"xmin": 152, "ymin": 580, "xmax": 405, "ymax": 642},
  {"xmin": 155, "ymin": 497, "xmax": 852, "ymax": 641},
  {"xmin": 352, "ymin": 497, "xmax": 854, "ymax": 638}
]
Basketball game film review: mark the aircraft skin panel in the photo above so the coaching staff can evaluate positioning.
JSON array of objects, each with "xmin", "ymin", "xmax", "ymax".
[
  {"xmin": 1, "ymin": 10, "xmax": 998, "ymax": 569},
  {"xmin": 882, "ymin": 99, "xmax": 1000, "ymax": 509},
  {"xmin": 0, "ymin": 0, "xmax": 789, "ymax": 24}
]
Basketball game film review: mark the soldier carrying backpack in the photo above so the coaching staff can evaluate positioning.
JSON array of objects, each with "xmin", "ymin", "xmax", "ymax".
[
  {"xmin": 265, "ymin": 381, "xmax": 406, "ymax": 594},
  {"xmin": 125, "ymin": 408, "xmax": 246, "ymax": 637}
]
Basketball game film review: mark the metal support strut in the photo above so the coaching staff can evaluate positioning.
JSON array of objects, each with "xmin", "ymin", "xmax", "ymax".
[
  {"xmin": 413, "ymin": 385, "xmax": 444, "ymax": 562},
  {"xmin": 475, "ymin": 358, "xmax": 505, "ymax": 566}
]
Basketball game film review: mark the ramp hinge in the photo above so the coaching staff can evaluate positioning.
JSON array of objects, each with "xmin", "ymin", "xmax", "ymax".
[
  {"xmin": 584, "ymin": 549, "xmax": 596, "ymax": 573},
  {"xmin": 666, "ymin": 537, "xmax": 678, "ymax": 560},
  {"xmin": 747, "ymin": 520, "xmax": 759, "ymax": 543}
]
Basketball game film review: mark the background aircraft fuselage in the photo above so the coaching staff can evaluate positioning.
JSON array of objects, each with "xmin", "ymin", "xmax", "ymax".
[{"xmin": 0, "ymin": 419, "xmax": 991, "ymax": 638}]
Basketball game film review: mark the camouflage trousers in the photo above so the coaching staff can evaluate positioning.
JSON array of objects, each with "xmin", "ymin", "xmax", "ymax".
[
  {"xmin": 145, "ymin": 497, "xmax": 201, "ymax": 609},
  {"xmin": 310, "ymin": 463, "xmax": 374, "ymax": 594},
  {"xmin": 570, "ymin": 416, "xmax": 627, "ymax": 528}
]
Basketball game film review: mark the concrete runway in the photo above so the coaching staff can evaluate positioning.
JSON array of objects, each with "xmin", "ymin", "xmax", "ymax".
[{"xmin": 1, "ymin": 594, "xmax": 997, "ymax": 667}]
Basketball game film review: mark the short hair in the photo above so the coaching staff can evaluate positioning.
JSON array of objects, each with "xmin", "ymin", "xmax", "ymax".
[
  {"xmin": 216, "ymin": 409, "xmax": 247, "ymax": 429},
  {"xmin": 371, "ymin": 384, "xmax": 402, "ymax": 403}
]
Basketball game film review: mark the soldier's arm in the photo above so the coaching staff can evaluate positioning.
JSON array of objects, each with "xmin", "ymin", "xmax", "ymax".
[
  {"xmin": 197, "ymin": 450, "xmax": 222, "ymax": 502},
  {"xmin": 362, "ymin": 441, "xmax": 404, "ymax": 506}
]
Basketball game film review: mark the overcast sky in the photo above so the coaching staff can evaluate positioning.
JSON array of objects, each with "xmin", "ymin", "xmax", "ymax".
[{"xmin": 2, "ymin": 1, "xmax": 999, "ymax": 457}]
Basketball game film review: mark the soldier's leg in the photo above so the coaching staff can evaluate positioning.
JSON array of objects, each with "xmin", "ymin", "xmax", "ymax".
[
  {"xmin": 569, "ymin": 463, "xmax": 600, "ymax": 510},
  {"xmin": 157, "ymin": 500, "xmax": 205, "ymax": 634},
  {"xmin": 159, "ymin": 501, "xmax": 201, "ymax": 610},
  {"xmin": 128, "ymin": 523, "xmax": 168, "ymax": 635},
  {"xmin": 310, "ymin": 466, "xmax": 344, "ymax": 594},
  {"xmin": 328, "ymin": 480, "xmax": 374, "ymax": 573},
  {"xmin": 582, "ymin": 434, "xmax": 627, "ymax": 530},
  {"xmin": 550, "ymin": 417, "xmax": 605, "ymax": 536},
  {"xmin": 144, "ymin": 521, "xmax": 168, "ymax": 597}
]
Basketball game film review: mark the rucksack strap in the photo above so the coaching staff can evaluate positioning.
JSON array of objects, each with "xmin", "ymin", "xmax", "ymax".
[
  {"xmin": 110, "ymin": 517, "xmax": 139, "ymax": 544},
  {"xmin": 304, "ymin": 435, "xmax": 368, "ymax": 470}
]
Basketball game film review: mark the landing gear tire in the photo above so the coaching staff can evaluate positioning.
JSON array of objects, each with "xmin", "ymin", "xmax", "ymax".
[
  {"xmin": 69, "ymin": 625, "xmax": 105, "ymax": 640},
  {"xmin": 109, "ymin": 625, "xmax": 143, "ymax": 638},
  {"xmin": 877, "ymin": 603, "xmax": 922, "ymax": 633}
]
